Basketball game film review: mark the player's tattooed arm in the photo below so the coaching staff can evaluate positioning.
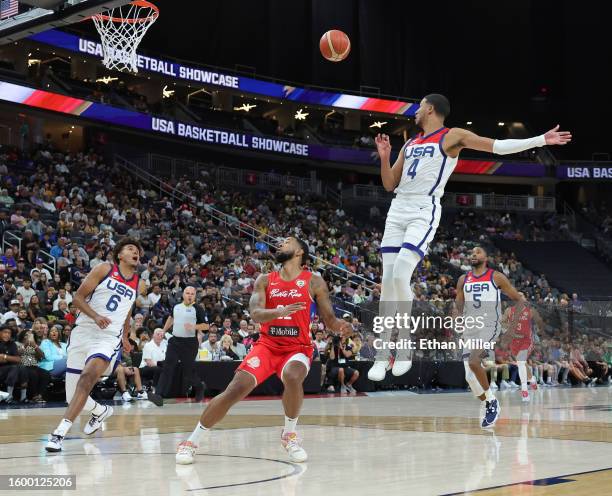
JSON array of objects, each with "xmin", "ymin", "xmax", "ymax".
[
  {"xmin": 249, "ymin": 274, "xmax": 306, "ymax": 323},
  {"xmin": 310, "ymin": 274, "xmax": 351, "ymax": 336},
  {"xmin": 73, "ymin": 262, "xmax": 113, "ymax": 329}
]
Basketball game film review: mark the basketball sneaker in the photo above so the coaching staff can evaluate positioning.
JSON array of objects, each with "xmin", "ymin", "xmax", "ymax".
[
  {"xmin": 176, "ymin": 441, "xmax": 197, "ymax": 465},
  {"xmin": 0, "ymin": 390, "xmax": 9, "ymax": 401},
  {"xmin": 346, "ymin": 384, "xmax": 356, "ymax": 394},
  {"xmin": 281, "ymin": 432, "xmax": 307, "ymax": 463},
  {"xmin": 122, "ymin": 391, "xmax": 134, "ymax": 402},
  {"xmin": 45, "ymin": 434, "xmax": 64, "ymax": 453},
  {"xmin": 367, "ymin": 359, "xmax": 391, "ymax": 381},
  {"xmin": 391, "ymin": 360, "xmax": 412, "ymax": 377},
  {"xmin": 83, "ymin": 405, "xmax": 114, "ymax": 435},
  {"xmin": 521, "ymin": 390, "xmax": 530, "ymax": 402},
  {"xmin": 481, "ymin": 398, "xmax": 501, "ymax": 429}
]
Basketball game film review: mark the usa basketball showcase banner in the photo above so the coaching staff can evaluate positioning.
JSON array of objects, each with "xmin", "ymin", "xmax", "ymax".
[
  {"xmin": 556, "ymin": 165, "xmax": 612, "ymax": 180},
  {"xmin": 28, "ymin": 29, "xmax": 418, "ymax": 117},
  {"xmin": 0, "ymin": 79, "xmax": 546, "ymax": 176}
]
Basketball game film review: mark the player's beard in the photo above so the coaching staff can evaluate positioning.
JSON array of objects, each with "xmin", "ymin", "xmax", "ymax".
[
  {"xmin": 275, "ymin": 250, "xmax": 295, "ymax": 264},
  {"xmin": 470, "ymin": 259, "xmax": 485, "ymax": 269}
]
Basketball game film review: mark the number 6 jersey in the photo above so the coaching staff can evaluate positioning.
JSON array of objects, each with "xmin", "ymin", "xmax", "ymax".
[{"xmin": 76, "ymin": 263, "xmax": 139, "ymax": 338}]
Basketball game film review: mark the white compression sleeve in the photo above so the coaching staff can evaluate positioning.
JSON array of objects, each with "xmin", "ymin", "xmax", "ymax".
[{"xmin": 492, "ymin": 135, "xmax": 546, "ymax": 155}]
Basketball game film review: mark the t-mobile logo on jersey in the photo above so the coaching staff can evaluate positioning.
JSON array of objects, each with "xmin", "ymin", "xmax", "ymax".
[{"xmin": 269, "ymin": 289, "xmax": 303, "ymax": 298}]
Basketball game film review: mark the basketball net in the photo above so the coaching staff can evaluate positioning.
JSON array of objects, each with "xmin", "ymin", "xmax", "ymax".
[{"xmin": 92, "ymin": 0, "xmax": 159, "ymax": 73}]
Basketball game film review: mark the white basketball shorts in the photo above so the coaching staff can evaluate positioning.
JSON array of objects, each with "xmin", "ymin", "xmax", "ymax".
[
  {"xmin": 66, "ymin": 324, "xmax": 123, "ymax": 377},
  {"xmin": 381, "ymin": 195, "xmax": 442, "ymax": 258}
]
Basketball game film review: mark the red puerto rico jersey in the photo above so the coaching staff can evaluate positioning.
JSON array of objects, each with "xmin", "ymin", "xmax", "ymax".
[
  {"xmin": 259, "ymin": 270, "xmax": 314, "ymax": 351},
  {"xmin": 508, "ymin": 305, "xmax": 534, "ymax": 351}
]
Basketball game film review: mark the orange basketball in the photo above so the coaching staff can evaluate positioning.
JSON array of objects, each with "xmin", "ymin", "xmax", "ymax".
[{"xmin": 319, "ymin": 30, "xmax": 351, "ymax": 62}]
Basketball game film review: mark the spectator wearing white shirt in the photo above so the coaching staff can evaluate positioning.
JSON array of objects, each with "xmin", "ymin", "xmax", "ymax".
[
  {"xmin": 30, "ymin": 258, "xmax": 52, "ymax": 280},
  {"xmin": 89, "ymin": 249, "xmax": 105, "ymax": 269},
  {"xmin": 52, "ymin": 289, "xmax": 73, "ymax": 311},
  {"xmin": 1, "ymin": 300, "xmax": 21, "ymax": 324},
  {"xmin": 200, "ymin": 331, "xmax": 221, "ymax": 360},
  {"xmin": 147, "ymin": 285, "xmax": 162, "ymax": 308},
  {"xmin": 16, "ymin": 278, "xmax": 36, "ymax": 306},
  {"xmin": 139, "ymin": 328, "xmax": 166, "ymax": 388}
]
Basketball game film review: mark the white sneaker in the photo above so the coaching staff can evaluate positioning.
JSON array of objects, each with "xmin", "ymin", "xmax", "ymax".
[
  {"xmin": 392, "ymin": 360, "xmax": 412, "ymax": 377},
  {"xmin": 326, "ymin": 385, "xmax": 335, "ymax": 393},
  {"xmin": 281, "ymin": 432, "xmax": 307, "ymax": 463},
  {"xmin": 136, "ymin": 391, "xmax": 148, "ymax": 400},
  {"xmin": 490, "ymin": 382, "xmax": 499, "ymax": 391},
  {"xmin": 341, "ymin": 385, "xmax": 350, "ymax": 394},
  {"xmin": 45, "ymin": 433, "xmax": 64, "ymax": 453},
  {"xmin": 176, "ymin": 441, "xmax": 197, "ymax": 465},
  {"xmin": 122, "ymin": 391, "xmax": 134, "ymax": 402},
  {"xmin": 509, "ymin": 381, "xmax": 519, "ymax": 389},
  {"xmin": 346, "ymin": 384, "xmax": 356, "ymax": 394},
  {"xmin": 83, "ymin": 405, "xmax": 114, "ymax": 435},
  {"xmin": 0, "ymin": 390, "xmax": 9, "ymax": 401},
  {"xmin": 521, "ymin": 390, "xmax": 530, "ymax": 402},
  {"xmin": 500, "ymin": 380, "xmax": 510, "ymax": 391},
  {"xmin": 367, "ymin": 360, "xmax": 390, "ymax": 381}
]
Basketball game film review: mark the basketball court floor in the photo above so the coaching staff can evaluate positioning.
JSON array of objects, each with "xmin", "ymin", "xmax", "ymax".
[{"xmin": 1, "ymin": 387, "xmax": 611, "ymax": 495}]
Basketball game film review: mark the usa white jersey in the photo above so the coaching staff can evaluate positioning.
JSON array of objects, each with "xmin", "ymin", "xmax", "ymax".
[
  {"xmin": 76, "ymin": 263, "xmax": 139, "ymax": 338},
  {"xmin": 463, "ymin": 268, "xmax": 501, "ymax": 329},
  {"xmin": 395, "ymin": 127, "xmax": 458, "ymax": 199}
]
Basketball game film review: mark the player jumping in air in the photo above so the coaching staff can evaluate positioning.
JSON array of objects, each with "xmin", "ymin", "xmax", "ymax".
[
  {"xmin": 175, "ymin": 237, "xmax": 352, "ymax": 465},
  {"xmin": 455, "ymin": 246, "xmax": 526, "ymax": 428},
  {"xmin": 369, "ymin": 94, "xmax": 571, "ymax": 381},
  {"xmin": 46, "ymin": 238, "xmax": 162, "ymax": 453}
]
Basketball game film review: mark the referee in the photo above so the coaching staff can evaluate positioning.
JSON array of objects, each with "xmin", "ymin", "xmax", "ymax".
[{"xmin": 157, "ymin": 286, "xmax": 208, "ymax": 399}]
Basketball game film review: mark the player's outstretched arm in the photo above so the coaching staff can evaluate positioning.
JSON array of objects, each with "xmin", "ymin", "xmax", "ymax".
[
  {"xmin": 310, "ymin": 274, "xmax": 351, "ymax": 336},
  {"xmin": 73, "ymin": 262, "xmax": 113, "ymax": 329},
  {"xmin": 249, "ymin": 274, "xmax": 306, "ymax": 323},
  {"xmin": 444, "ymin": 125, "xmax": 571, "ymax": 158},
  {"xmin": 375, "ymin": 133, "xmax": 407, "ymax": 192}
]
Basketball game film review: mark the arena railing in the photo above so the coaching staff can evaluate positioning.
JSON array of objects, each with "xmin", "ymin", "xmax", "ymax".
[
  {"xmin": 114, "ymin": 155, "xmax": 378, "ymax": 293},
  {"xmin": 124, "ymin": 152, "xmax": 324, "ymax": 197},
  {"xmin": 343, "ymin": 186, "xmax": 556, "ymax": 212},
  {"xmin": 2, "ymin": 230, "xmax": 56, "ymax": 275}
]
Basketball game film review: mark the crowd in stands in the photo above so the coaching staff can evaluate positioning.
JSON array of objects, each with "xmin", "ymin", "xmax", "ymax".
[{"xmin": 1, "ymin": 142, "xmax": 611, "ymax": 404}]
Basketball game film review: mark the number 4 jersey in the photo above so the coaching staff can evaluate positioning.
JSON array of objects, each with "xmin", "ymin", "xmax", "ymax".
[
  {"xmin": 394, "ymin": 127, "xmax": 457, "ymax": 199},
  {"xmin": 76, "ymin": 263, "xmax": 139, "ymax": 338},
  {"xmin": 380, "ymin": 127, "xmax": 458, "ymax": 258}
]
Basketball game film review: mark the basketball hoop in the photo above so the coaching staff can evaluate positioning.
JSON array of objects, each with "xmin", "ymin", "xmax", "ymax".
[{"xmin": 92, "ymin": 0, "xmax": 159, "ymax": 73}]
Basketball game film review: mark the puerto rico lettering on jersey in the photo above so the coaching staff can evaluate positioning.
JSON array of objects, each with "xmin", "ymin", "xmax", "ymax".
[{"xmin": 260, "ymin": 270, "xmax": 313, "ymax": 350}]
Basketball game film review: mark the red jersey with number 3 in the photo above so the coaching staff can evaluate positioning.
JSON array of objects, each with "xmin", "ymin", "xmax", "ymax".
[
  {"xmin": 259, "ymin": 270, "xmax": 314, "ymax": 352},
  {"xmin": 508, "ymin": 305, "xmax": 534, "ymax": 351}
]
